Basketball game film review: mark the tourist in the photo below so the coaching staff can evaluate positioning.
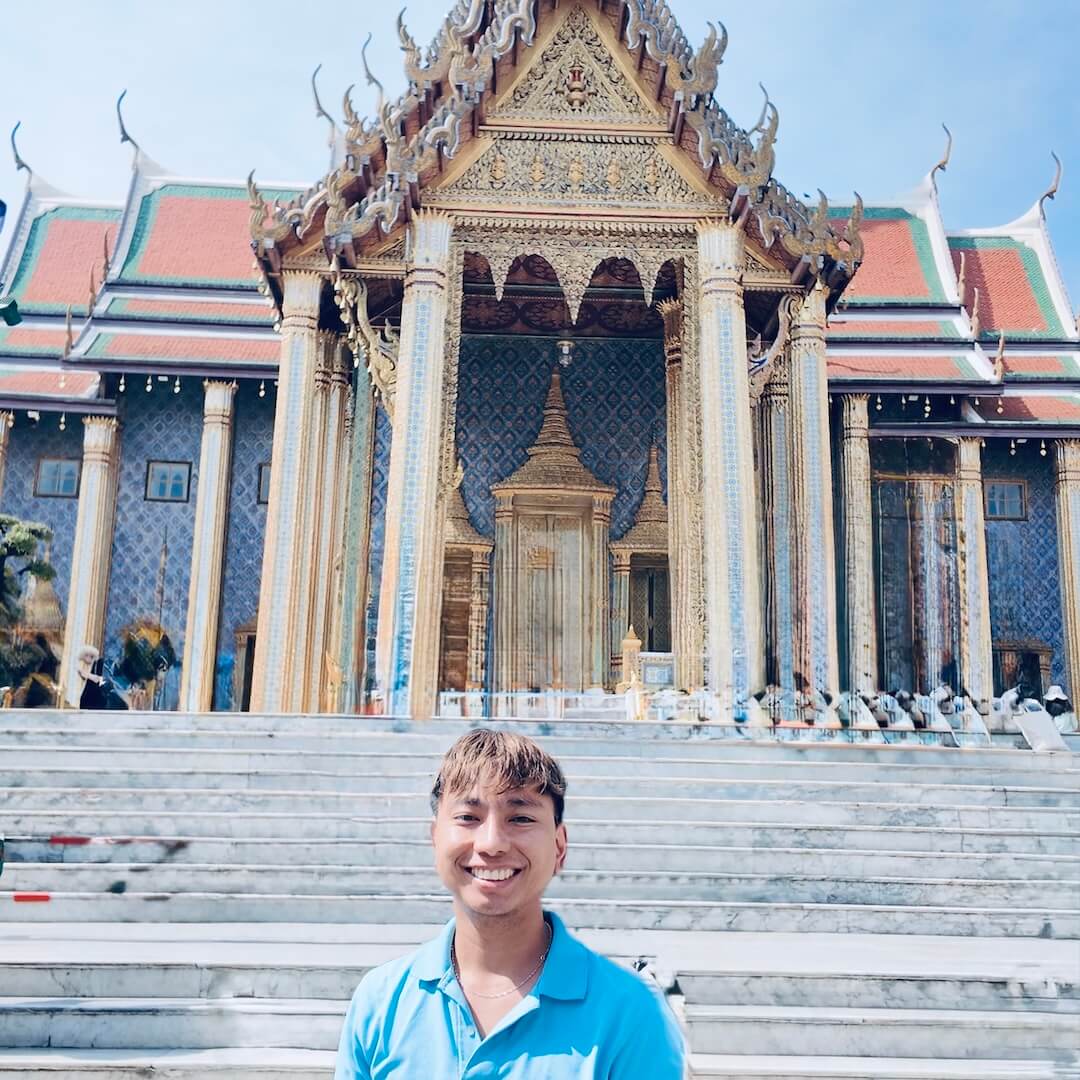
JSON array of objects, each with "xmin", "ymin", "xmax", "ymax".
[{"xmin": 334, "ymin": 729, "xmax": 686, "ymax": 1078}]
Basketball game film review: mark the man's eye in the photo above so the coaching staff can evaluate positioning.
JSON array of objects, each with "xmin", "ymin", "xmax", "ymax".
[
  {"xmin": 511, "ymin": 816, "xmax": 535, "ymax": 824},
  {"xmin": 455, "ymin": 814, "xmax": 478, "ymax": 823}
]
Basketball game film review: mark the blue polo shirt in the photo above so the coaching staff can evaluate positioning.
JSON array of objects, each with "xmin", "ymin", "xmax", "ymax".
[{"xmin": 334, "ymin": 911, "xmax": 686, "ymax": 1078}]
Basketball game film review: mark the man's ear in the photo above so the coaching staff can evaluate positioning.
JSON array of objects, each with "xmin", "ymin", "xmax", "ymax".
[{"xmin": 554, "ymin": 822, "xmax": 568, "ymax": 874}]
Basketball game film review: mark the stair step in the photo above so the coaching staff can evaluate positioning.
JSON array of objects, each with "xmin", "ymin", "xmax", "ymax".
[
  {"xmin": 0, "ymin": 1048, "xmax": 335, "ymax": 1078},
  {"xmin": 684, "ymin": 1004, "xmax": 1079, "ymax": 1059},
  {"xmin": 689, "ymin": 1054, "xmax": 1070, "ymax": 1079}
]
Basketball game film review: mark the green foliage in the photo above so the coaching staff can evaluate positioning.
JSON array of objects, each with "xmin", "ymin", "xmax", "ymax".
[{"xmin": 0, "ymin": 513, "xmax": 55, "ymax": 628}]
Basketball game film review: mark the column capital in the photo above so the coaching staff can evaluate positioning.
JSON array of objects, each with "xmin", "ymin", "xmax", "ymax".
[
  {"xmin": 839, "ymin": 393, "xmax": 870, "ymax": 438},
  {"xmin": 280, "ymin": 270, "xmax": 323, "ymax": 325},
  {"xmin": 792, "ymin": 283, "xmax": 827, "ymax": 340},
  {"xmin": 695, "ymin": 218, "xmax": 743, "ymax": 285},
  {"xmin": 201, "ymin": 380, "xmax": 238, "ymax": 422},
  {"xmin": 81, "ymin": 415, "xmax": 118, "ymax": 462},
  {"xmin": 1053, "ymin": 437, "xmax": 1080, "ymax": 483},
  {"xmin": 657, "ymin": 298, "xmax": 683, "ymax": 366},
  {"xmin": 408, "ymin": 211, "xmax": 454, "ymax": 274},
  {"xmin": 956, "ymin": 434, "xmax": 984, "ymax": 480}
]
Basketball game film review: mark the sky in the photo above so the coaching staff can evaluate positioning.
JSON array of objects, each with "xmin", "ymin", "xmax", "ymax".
[{"xmin": 1, "ymin": 0, "xmax": 1078, "ymax": 308}]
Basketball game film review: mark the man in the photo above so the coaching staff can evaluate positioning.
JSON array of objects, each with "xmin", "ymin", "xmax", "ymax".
[{"xmin": 335, "ymin": 728, "xmax": 686, "ymax": 1078}]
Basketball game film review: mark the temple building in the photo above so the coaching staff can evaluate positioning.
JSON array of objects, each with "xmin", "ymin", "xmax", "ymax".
[{"xmin": 0, "ymin": 0, "xmax": 1076, "ymax": 727}]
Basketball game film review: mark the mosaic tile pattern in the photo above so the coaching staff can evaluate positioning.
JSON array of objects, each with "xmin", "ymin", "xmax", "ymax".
[
  {"xmin": 213, "ymin": 381, "xmax": 274, "ymax": 710},
  {"xmin": 984, "ymin": 445, "xmax": 1066, "ymax": 688},
  {"xmin": 0, "ymin": 417, "xmax": 84, "ymax": 611},
  {"xmin": 363, "ymin": 404, "xmax": 392, "ymax": 685},
  {"xmin": 455, "ymin": 335, "xmax": 667, "ymax": 540},
  {"xmin": 103, "ymin": 382, "xmax": 203, "ymax": 709}
]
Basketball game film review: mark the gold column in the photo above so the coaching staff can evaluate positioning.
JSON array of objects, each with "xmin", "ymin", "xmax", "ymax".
[
  {"xmin": 758, "ymin": 357, "xmax": 795, "ymax": 717},
  {"xmin": 251, "ymin": 269, "xmax": 322, "ymax": 713},
  {"xmin": 374, "ymin": 211, "xmax": 455, "ymax": 718},
  {"xmin": 789, "ymin": 283, "xmax": 840, "ymax": 699},
  {"xmin": 61, "ymin": 416, "xmax": 119, "ymax": 706},
  {"xmin": 590, "ymin": 495, "xmax": 613, "ymax": 688},
  {"xmin": 333, "ymin": 369, "xmax": 377, "ymax": 712},
  {"xmin": 492, "ymin": 494, "xmax": 515, "ymax": 696},
  {"xmin": 1053, "ymin": 439, "xmax": 1080, "ymax": 698},
  {"xmin": 955, "ymin": 436, "xmax": 994, "ymax": 706},
  {"xmin": 839, "ymin": 393, "xmax": 878, "ymax": 696},
  {"xmin": 0, "ymin": 410, "xmax": 12, "ymax": 503},
  {"xmin": 611, "ymin": 550, "xmax": 632, "ymax": 682},
  {"xmin": 179, "ymin": 380, "xmax": 237, "ymax": 712},
  {"xmin": 298, "ymin": 334, "xmax": 350, "ymax": 712},
  {"xmin": 695, "ymin": 219, "xmax": 764, "ymax": 718},
  {"xmin": 466, "ymin": 549, "xmax": 490, "ymax": 691}
]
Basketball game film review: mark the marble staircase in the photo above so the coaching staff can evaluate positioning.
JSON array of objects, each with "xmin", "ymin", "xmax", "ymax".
[{"xmin": 0, "ymin": 710, "xmax": 1077, "ymax": 1078}]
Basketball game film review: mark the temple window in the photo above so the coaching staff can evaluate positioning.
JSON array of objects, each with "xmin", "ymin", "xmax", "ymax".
[
  {"xmin": 257, "ymin": 463, "xmax": 271, "ymax": 505},
  {"xmin": 34, "ymin": 457, "xmax": 80, "ymax": 498},
  {"xmin": 145, "ymin": 461, "xmax": 191, "ymax": 503},
  {"xmin": 984, "ymin": 479, "xmax": 1026, "ymax": 520}
]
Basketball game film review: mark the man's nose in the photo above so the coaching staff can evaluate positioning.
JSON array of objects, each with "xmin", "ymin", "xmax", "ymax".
[{"xmin": 475, "ymin": 817, "xmax": 509, "ymax": 854}]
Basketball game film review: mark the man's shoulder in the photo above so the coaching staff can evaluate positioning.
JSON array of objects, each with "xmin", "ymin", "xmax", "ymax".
[
  {"xmin": 570, "ymin": 933, "xmax": 668, "ymax": 1013},
  {"xmin": 352, "ymin": 941, "xmax": 435, "ymax": 1005}
]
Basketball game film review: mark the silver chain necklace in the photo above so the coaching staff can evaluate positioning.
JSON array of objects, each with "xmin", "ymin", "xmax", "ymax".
[{"xmin": 451, "ymin": 922, "xmax": 553, "ymax": 1000}]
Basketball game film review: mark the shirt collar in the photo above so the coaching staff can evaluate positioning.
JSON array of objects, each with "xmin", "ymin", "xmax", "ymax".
[{"xmin": 415, "ymin": 911, "xmax": 588, "ymax": 1001}]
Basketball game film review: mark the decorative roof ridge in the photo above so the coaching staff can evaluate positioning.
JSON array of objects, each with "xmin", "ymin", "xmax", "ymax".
[{"xmin": 251, "ymin": 0, "xmax": 855, "ymax": 285}]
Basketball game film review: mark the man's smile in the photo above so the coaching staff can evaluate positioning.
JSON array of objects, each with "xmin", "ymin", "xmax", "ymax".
[{"xmin": 466, "ymin": 866, "xmax": 523, "ymax": 882}]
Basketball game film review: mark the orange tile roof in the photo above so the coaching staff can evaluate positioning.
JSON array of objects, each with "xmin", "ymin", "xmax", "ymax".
[
  {"xmin": 0, "ymin": 369, "xmax": 98, "ymax": 398},
  {"xmin": 118, "ymin": 183, "xmax": 299, "ymax": 288},
  {"xmin": 87, "ymin": 331, "xmax": 280, "ymax": 364},
  {"xmin": 104, "ymin": 297, "xmax": 274, "ymax": 324},
  {"xmin": 972, "ymin": 394, "xmax": 1080, "ymax": 424},
  {"xmin": 826, "ymin": 354, "xmax": 980, "ymax": 382},
  {"xmin": 948, "ymin": 237, "xmax": 1064, "ymax": 339},
  {"xmin": 7, "ymin": 207, "xmax": 119, "ymax": 315},
  {"xmin": 0, "ymin": 326, "xmax": 69, "ymax": 357},
  {"xmin": 828, "ymin": 319, "xmax": 957, "ymax": 339},
  {"xmin": 830, "ymin": 209, "xmax": 948, "ymax": 304},
  {"xmin": 999, "ymin": 354, "xmax": 1080, "ymax": 380}
]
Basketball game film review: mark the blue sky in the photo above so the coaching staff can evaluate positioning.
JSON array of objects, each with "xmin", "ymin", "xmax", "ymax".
[{"xmin": 2, "ymin": 1, "xmax": 1077, "ymax": 310}]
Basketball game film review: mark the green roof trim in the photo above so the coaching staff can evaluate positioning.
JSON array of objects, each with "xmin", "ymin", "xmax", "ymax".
[
  {"xmin": 8, "ymin": 206, "xmax": 121, "ymax": 316},
  {"xmin": 948, "ymin": 236, "xmax": 1065, "ymax": 338},
  {"xmin": 103, "ymin": 296, "xmax": 274, "ymax": 325}
]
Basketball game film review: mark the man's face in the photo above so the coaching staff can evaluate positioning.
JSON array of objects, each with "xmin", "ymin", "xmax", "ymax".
[{"xmin": 431, "ymin": 776, "xmax": 567, "ymax": 921}]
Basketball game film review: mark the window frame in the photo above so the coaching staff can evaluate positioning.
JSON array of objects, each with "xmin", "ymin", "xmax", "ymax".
[
  {"xmin": 257, "ymin": 462, "xmax": 271, "ymax": 505},
  {"xmin": 144, "ymin": 460, "xmax": 193, "ymax": 504},
  {"xmin": 983, "ymin": 478, "xmax": 1027, "ymax": 521},
  {"xmin": 34, "ymin": 456, "xmax": 81, "ymax": 499}
]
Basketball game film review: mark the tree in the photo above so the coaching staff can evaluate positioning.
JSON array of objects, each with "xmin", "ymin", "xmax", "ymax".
[{"xmin": 0, "ymin": 514, "xmax": 56, "ymax": 688}]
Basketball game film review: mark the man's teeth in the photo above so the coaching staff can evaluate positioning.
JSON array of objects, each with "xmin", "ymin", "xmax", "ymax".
[{"xmin": 470, "ymin": 867, "xmax": 517, "ymax": 881}]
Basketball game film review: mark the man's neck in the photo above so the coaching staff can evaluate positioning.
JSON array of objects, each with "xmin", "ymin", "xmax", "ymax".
[{"xmin": 452, "ymin": 904, "xmax": 549, "ymax": 978}]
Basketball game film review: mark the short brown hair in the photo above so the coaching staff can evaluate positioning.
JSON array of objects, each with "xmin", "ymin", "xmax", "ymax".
[{"xmin": 430, "ymin": 729, "xmax": 567, "ymax": 825}]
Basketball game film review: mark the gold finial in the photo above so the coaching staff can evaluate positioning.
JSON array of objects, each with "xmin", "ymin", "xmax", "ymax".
[
  {"xmin": 311, "ymin": 63, "xmax": 338, "ymax": 147},
  {"xmin": 116, "ymin": 89, "xmax": 140, "ymax": 154},
  {"xmin": 992, "ymin": 330, "xmax": 1006, "ymax": 383},
  {"xmin": 361, "ymin": 33, "xmax": 386, "ymax": 105},
  {"xmin": 956, "ymin": 250, "xmax": 967, "ymax": 306},
  {"xmin": 930, "ymin": 123, "xmax": 952, "ymax": 183},
  {"xmin": 102, "ymin": 228, "xmax": 112, "ymax": 280},
  {"xmin": 1039, "ymin": 151, "xmax": 1062, "ymax": 216},
  {"xmin": 87, "ymin": 265, "xmax": 97, "ymax": 315},
  {"xmin": 10, "ymin": 121, "xmax": 30, "ymax": 179},
  {"xmin": 970, "ymin": 285, "xmax": 981, "ymax": 339},
  {"xmin": 62, "ymin": 305, "xmax": 73, "ymax": 360}
]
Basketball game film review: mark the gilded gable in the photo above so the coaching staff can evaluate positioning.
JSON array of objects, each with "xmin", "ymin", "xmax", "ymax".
[{"xmin": 491, "ymin": 5, "xmax": 660, "ymax": 126}]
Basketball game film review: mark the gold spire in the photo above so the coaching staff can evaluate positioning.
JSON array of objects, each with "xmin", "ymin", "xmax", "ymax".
[
  {"xmin": 612, "ymin": 444, "xmax": 668, "ymax": 556},
  {"xmin": 492, "ymin": 368, "xmax": 613, "ymax": 496}
]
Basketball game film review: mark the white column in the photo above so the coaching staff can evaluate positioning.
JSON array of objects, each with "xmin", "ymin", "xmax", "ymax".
[
  {"xmin": 789, "ymin": 284, "xmax": 840, "ymax": 702},
  {"xmin": 955, "ymin": 437, "xmax": 994, "ymax": 706},
  {"xmin": 590, "ymin": 496, "xmax": 613, "ymax": 688},
  {"xmin": 696, "ymin": 219, "xmax": 764, "ymax": 719},
  {"xmin": 466, "ymin": 549, "xmax": 491, "ymax": 692},
  {"xmin": 0, "ymin": 410, "xmax": 12, "ymax": 504},
  {"xmin": 250, "ymin": 270, "xmax": 322, "ymax": 713},
  {"xmin": 839, "ymin": 393, "xmax": 877, "ymax": 696},
  {"xmin": 374, "ymin": 211, "xmax": 455, "ymax": 718},
  {"xmin": 1053, "ymin": 439, "xmax": 1080, "ymax": 698},
  {"xmin": 492, "ymin": 494, "xmax": 514, "ymax": 697},
  {"xmin": 611, "ymin": 550, "xmax": 632, "ymax": 683},
  {"xmin": 61, "ymin": 416, "xmax": 120, "ymax": 706},
  {"xmin": 179, "ymin": 380, "xmax": 237, "ymax": 712}
]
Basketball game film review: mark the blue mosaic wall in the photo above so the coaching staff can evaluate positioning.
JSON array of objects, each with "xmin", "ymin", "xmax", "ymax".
[
  {"xmin": 455, "ymin": 335, "xmax": 667, "ymax": 539},
  {"xmin": 104, "ymin": 381, "xmax": 203, "ymax": 708},
  {"xmin": 213, "ymin": 381, "xmax": 274, "ymax": 709},
  {"xmin": 983, "ymin": 443, "xmax": 1067, "ymax": 690},
  {"xmin": 363, "ymin": 403, "xmax": 392, "ymax": 686},
  {"xmin": 0, "ymin": 416, "xmax": 84, "ymax": 611}
]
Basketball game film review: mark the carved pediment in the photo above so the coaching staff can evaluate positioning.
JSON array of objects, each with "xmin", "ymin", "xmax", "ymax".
[
  {"xmin": 429, "ymin": 135, "xmax": 716, "ymax": 212},
  {"xmin": 491, "ymin": 6, "xmax": 660, "ymax": 126}
]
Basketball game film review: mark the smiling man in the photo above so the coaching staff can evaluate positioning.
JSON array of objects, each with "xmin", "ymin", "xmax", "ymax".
[{"xmin": 334, "ymin": 728, "xmax": 686, "ymax": 1078}]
